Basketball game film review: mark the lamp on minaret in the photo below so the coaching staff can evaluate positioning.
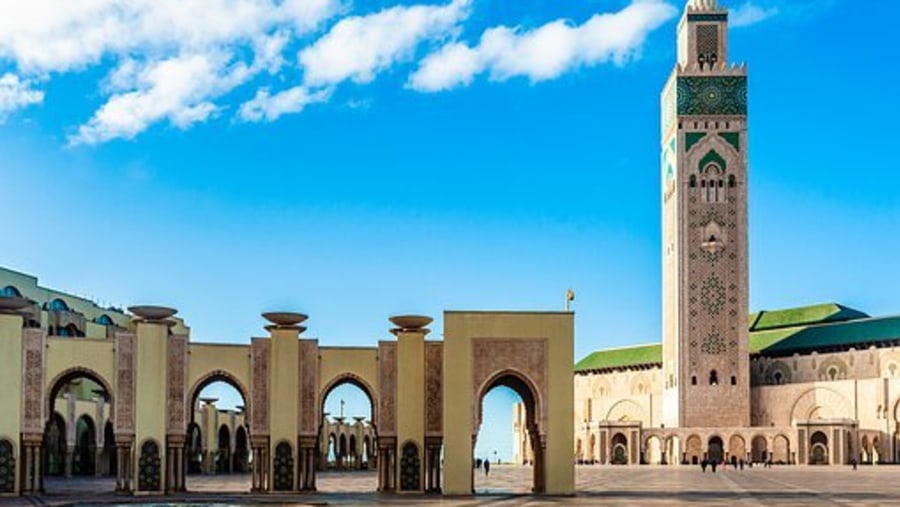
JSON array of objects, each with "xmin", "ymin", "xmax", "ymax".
[{"xmin": 565, "ymin": 288, "xmax": 575, "ymax": 312}]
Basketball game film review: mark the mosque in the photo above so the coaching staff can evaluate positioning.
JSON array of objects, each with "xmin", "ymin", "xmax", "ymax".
[
  {"xmin": 514, "ymin": 0, "xmax": 900, "ymax": 468},
  {"xmin": 0, "ymin": 0, "xmax": 896, "ymax": 501}
]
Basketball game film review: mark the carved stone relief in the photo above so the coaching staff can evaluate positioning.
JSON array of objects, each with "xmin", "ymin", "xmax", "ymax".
[
  {"xmin": 250, "ymin": 338, "xmax": 269, "ymax": 435},
  {"xmin": 471, "ymin": 338, "xmax": 547, "ymax": 433},
  {"xmin": 114, "ymin": 331, "xmax": 136, "ymax": 435},
  {"xmin": 378, "ymin": 342, "xmax": 397, "ymax": 436},
  {"xmin": 299, "ymin": 339, "xmax": 318, "ymax": 435},
  {"xmin": 425, "ymin": 342, "xmax": 443, "ymax": 435},
  {"xmin": 21, "ymin": 328, "xmax": 45, "ymax": 434},
  {"xmin": 166, "ymin": 334, "xmax": 187, "ymax": 434}
]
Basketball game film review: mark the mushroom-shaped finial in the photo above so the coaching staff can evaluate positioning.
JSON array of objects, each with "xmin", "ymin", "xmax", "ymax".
[{"xmin": 129, "ymin": 305, "xmax": 178, "ymax": 321}]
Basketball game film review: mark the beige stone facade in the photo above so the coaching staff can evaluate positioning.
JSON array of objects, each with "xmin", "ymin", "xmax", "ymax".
[
  {"xmin": 512, "ymin": 0, "xmax": 900, "ymax": 470},
  {"xmin": 0, "ymin": 266, "xmax": 574, "ymax": 497}
]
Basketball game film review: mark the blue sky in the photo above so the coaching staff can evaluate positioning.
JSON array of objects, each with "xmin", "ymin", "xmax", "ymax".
[{"xmin": 2, "ymin": 0, "xmax": 899, "ymax": 461}]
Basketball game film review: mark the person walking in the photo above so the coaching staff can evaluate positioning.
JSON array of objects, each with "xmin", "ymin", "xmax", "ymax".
[{"xmin": 484, "ymin": 458, "xmax": 491, "ymax": 476}]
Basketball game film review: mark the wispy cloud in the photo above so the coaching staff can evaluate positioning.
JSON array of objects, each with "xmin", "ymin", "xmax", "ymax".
[
  {"xmin": 299, "ymin": 0, "xmax": 471, "ymax": 87},
  {"xmin": 729, "ymin": 1, "xmax": 779, "ymax": 28},
  {"xmin": 0, "ymin": 0, "xmax": 677, "ymax": 143},
  {"xmin": 0, "ymin": 73, "xmax": 43, "ymax": 121},
  {"xmin": 408, "ymin": 0, "xmax": 677, "ymax": 92},
  {"xmin": 238, "ymin": 85, "xmax": 333, "ymax": 123}
]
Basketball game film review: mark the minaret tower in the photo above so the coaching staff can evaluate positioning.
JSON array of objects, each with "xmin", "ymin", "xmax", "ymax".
[{"xmin": 661, "ymin": 0, "xmax": 749, "ymax": 428}]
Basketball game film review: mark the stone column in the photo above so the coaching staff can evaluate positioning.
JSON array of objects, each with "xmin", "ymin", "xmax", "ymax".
[
  {"xmin": 390, "ymin": 315, "xmax": 431, "ymax": 493},
  {"xmin": 262, "ymin": 311, "xmax": 306, "ymax": 492},
  {"xmin": 94, "ymin": 395, "xmax": 105, "ymax": 477},
  {"xmin": 129, "ymin": 306, "xmax": 179, "ymax": 494},
  {"xmin": 0, "ymin": 310, "xmax": 26, "ymax": 496}
]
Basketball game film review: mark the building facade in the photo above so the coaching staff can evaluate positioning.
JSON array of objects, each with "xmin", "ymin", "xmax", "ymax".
[
  {"xmin": 0, "ymin": 266, "xmax": 574, "ymax": 497},
  {"xmin": 514, "ymin": 0, "xmax": 900, "ymax": 468}
]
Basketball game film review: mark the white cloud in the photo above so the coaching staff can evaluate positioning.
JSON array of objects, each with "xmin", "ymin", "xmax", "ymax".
[
  {"xmin": 0, "ymin": 0, "xmax": 345, "ymax": 143},
  {"xmin": 729, "ymin": 1, "xmax": 779, "ymax": 28},
  {"xmin": 0, "ymin": 0, "xmax": 345, "ymax": 74},
  {"xmin": 238, "ymin": 86, "xmax": 332, "ymax": 122},
  {"xmin": 300, "ymin": 0, "xmax": 471, "ymax": 86},
  {"xmin": 0, "ymin": 73, "xmax": 44, "ymax": 121},
  {"xmin": 408, "ymin": 0, "xmax": 677, "ymax": 92},
  {"xmin": 70, "ymin": 52, "xmax": 250, "ymax": 145}
]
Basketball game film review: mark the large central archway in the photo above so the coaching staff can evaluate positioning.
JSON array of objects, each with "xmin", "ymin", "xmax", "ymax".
[
  {"xmin": 185, "ymin": 370, "xmax": 250, "ymax": 493},
  {"xmin": 42, "ymin": 368, "xmax": 115, "ymax": 494},
  {"xmin": 315, "ymin": 373, "xmax": 378, "ymax": 493},
  {"xmin": 474, "ymin": 370, "xmax": 544, "ymax": 494}
]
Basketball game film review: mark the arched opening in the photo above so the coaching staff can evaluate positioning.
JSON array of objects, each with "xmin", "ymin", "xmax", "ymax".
[
  {"xmin": 399, "ymin": 441, "xmax": 421, "ymax": 492},
  {"xmin": 751, "ymin": 435, "xmax": 768, "ymax": 463},
  {"xmin": 186, "ymin": 373, "xmax": 250, "ymax": 492},
  {"xmin": 685, "ymin": 435, "xmax": 702, "ymax": 465},
  {"xmin": 709, "ymin": 370, "xmax": 719, "ymax": 386},
  {"xmin": 216, "ymin": 425, "xmax": 231, "ymax": 473},
  {"xmin": 727, "ymin": 434, "xmax": 745, "ymax": 466},
  {"xmin": 43, "ymin": 369, "xmax": 114, "ymax": 493},
  {"xmin": 186, "ymin": 422, "xmax": 203, "ymax": 474},
  {"xmin": 317, "ymin": 375, "xmax": 377, "ymax": 492},
  {"xmin": 102, "ymin": 420, "xmax": 116, "ymax": 477},
  {"xmin": 861, "ymin": 435, "xmax": 870, "ymax": 463},
  {"xmin": 43, "ymin": 412, "xmax": 67, "ymax": 477},
  {"xmin": 348, "ymin": 434, "xmax": 358, "ymax": 470},
  {"xmin": 644, "ymin": 436, "xmax": 662, "ymax": 465},
  {"xmin": 1, "ymin": 285, "xmax": 22, "ymax": 297},
  {"xmin": 234, "ymin": 426, "xmax": 249, "ymax": 473},
  {"xmin": 475, "ymin": 371, "xmax": 544, "ymax": 494},
  {"xmin": 0, "ymin": 438, "xmax": 15, "ymax": 493},
  {"xmin": 707, "ymin": 436, "xmax": 724, "ymax": 463},
  {"xmin": 589, "ymin": 433, "xmax": 597, "ymax": 464},
  {"xmin": 362, "ymin": 435, "xmax": 372, "ymax": 469},
  {"xmin": 809, "ymin": 431, "xmax": 828, "ymax": 465},
  {"xmin": 73, "ymin": 415, "xmax": 96, "ymax": 475},
  {"xmin": 773, "ymin": 434, "xmax": 790, "ymax": 464},
  {"xmin": 664, "ymin": 435, "xmax": 680, "ymax": 466},
  {"xmin": 611, "ymin": 433, "xmax": 628, "ymax": 465}
]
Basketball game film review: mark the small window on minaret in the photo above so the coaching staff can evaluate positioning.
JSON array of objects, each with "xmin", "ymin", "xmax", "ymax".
[
  {"xmin": 691, "ymin": 376, "xmax": 697, "ymax": 385},
  {"xmin": 728, "ymin": 175, "xmax": 736, "ymax": 188},
  {"xmin": 709, "ymin": 370, "xmax": 718, "ymax": 386},
  {"xmin": 689, "ymin": 175, "xmax": 697, "ymax": 187},
  {"xmin": 696, "ymin": 25, "xmax": 719, "ymax": 69},
  {"xmin": 730, "ymin": 376, "xmax": 736, "ymax": 386}
]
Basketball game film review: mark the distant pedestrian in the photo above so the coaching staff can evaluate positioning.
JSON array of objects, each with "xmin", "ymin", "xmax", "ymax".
[
  {"xmin": 851, "ymin": 458, "xmax": 857, "ymax": 471},
  {"xmin": 711, "ymin": 460, "xmax": 718, "ymax": 473},
  {"xmin": 484, "ymin": 458, "xmax": 491, "ymax": 476},
  {"xmin": 701, "ymin": 459, "xmax": 708, "ymax": 472},
  {"xmin": 739, "ymin": 459, "xmax": 745, "ymax": 470}
]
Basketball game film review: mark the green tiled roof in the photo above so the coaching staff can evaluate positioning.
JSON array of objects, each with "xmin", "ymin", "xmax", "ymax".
[
  {"xmin": 575, "ymin": 344, "xmax": 662, "ymax": 372},
  {"xmin": 749, "ymin": 303, "xmax": 868, "ymax": 331},
  {"xmin": 761, "ymin": 315, "xmax": 900, "ymax": 355},
  {"xmin": 575, "ymin": 303, "xmax": 897, "ymax": 373}
]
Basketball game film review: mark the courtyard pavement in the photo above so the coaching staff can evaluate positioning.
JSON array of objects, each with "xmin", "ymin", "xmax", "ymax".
[{"xmin": 7, "ymin": 464, "xmax": 900, "ymax": 505}]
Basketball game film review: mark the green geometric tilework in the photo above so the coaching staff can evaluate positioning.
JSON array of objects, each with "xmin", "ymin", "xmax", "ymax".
[
  {"xmin": 699, "ymin": 149, "xmax": 727, "ymax": 173},
  {"xmin": 677, "ymin": 76, "xmax": 747, "ymax": 116},
  {"xmin": 685, "ymin": 132, "xmax": 707, "ymax": 152},
  {"xmin": 719, "ymin": 132, "xmax": 740, "ymax": 152}
]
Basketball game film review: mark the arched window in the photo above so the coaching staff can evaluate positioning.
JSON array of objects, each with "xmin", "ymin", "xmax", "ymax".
[
  {"xmin": 48, "ymin": 298, "xmax": 69, "ymax": 311},
  {"xmin": 709, "ymin": 370, "xmax": 718, "ymax": 386},
  {"xmin": 691, "ymin": 376, "xmax": 697, "ymax": 386},
  {"xmin": 95, "ymin": 315, "xmax": 113, "ymax": 326},
  {"xmin": 730, "ymin": 375, "xmax": 736, "ymax": 386},
  {"xmin": 689, "ymin": 175, "xmax": 697, "ymax": 188},
  {"xmin": 728, "ymin": 174, "xmax": 736, "ymax": 188},
  {"xmin": 1, "ymin": 286, "xmax": 21, "ymax": 297}
]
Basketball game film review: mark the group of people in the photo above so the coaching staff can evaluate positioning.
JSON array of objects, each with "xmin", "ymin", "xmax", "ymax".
[
  {"xmin": 700, "ymin": 456, "xmax": 765, "ymax": 472},
  {"xmin": 474, "ymin": 458, "xmax": 492, "ymax": 476}
]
